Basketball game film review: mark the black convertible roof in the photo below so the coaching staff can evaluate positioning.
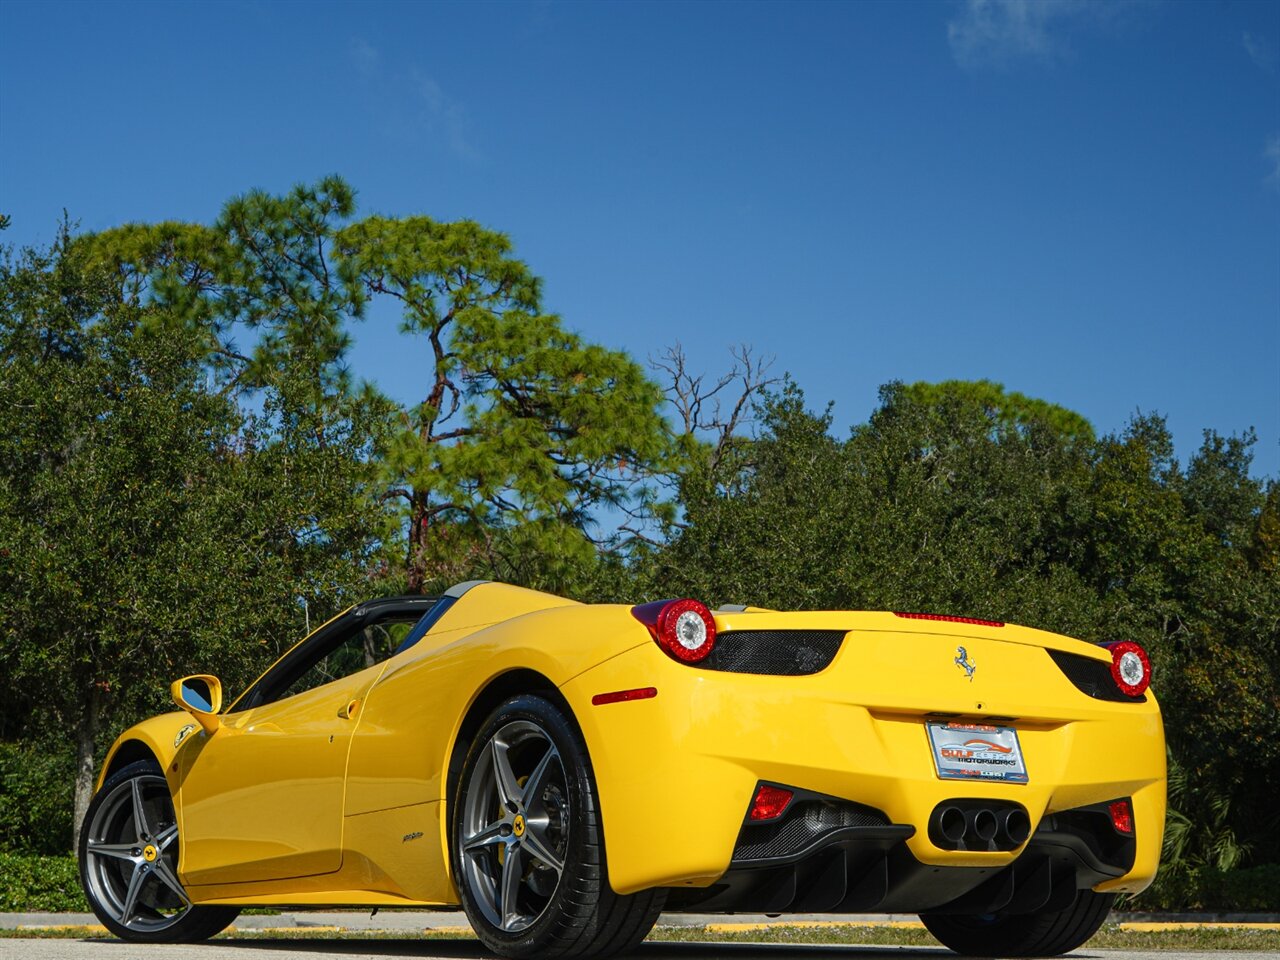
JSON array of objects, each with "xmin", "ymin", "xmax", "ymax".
[{"xmin": 351, "ymin": 580, "xmax": 490, "ymax": 618}]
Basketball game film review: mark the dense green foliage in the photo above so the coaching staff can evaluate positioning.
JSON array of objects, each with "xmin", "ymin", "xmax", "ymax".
[
  {"xmin": 0, "ymin": 744, "xmax": 74, "ymax": 856},
  {"xmin": 0, "ymin": 221, "xmax": 395, "ymax": 846},
  {"xmin": 0, "ymin": 854, "xmax": 86, "ymax": 912},
  {"xmin": 0, "ymin": 183, "xmax": 1274, "ymax": 911},
  {"xmin": 1125, "ymin": 862, "xmax": 1280, "ymax": 913}
]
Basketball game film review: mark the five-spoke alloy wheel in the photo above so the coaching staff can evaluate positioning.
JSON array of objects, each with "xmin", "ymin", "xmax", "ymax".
[
  {"xmin": 79, "ymin": 760, "xmax": 238, "ymax": 943},
  {"xmin": 453, "ymin": 695, "xmax": 664, "ymax": 959},
  {"xmin": 460, "ymin": 717, "xmax": 569, "ymax": 932}
]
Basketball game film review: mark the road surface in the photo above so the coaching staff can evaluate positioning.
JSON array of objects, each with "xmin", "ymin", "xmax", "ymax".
[{"xmin": 1, "ymin": 939, "xmax": 1273, "ymax": 960}]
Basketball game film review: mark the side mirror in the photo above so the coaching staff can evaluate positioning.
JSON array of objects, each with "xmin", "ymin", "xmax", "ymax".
[{"xmin": 170, "ymin": 674, "xmax": 223, "ymax": 735}]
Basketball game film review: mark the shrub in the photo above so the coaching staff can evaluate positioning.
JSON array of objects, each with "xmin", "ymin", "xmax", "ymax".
[
  {"xmin": 1123, "ymin": 863, "xmax": 1280, "ymax": 912},
  {"xmin": 0, "ymin": 741, "xmax": 75, "ymax": 855},
  {"xmin": 0, "ymin": 853, "xmax": 87, "ymax": 912}
]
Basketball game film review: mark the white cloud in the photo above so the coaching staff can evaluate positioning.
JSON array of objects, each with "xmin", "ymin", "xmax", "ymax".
[
  {"xmin": 1243, "ymin": 32, "xmax": 1276, "ymax": 73},
  {"xmin": 413, "ymin": 71, "xmax": 481, "ymax": 162},
  {"xmin": 346, "ymin": 39, "xmax": 481, "ymax": 163},
  {"xmin": 947, "ymin": 0, "xmax": 1129, "ymax": 69},
  {"xmin": 1265, "ymin": 135, "xmax": 1280, "ymax": 193},
  {"xmin": 350, "ymin": 37, "xmax": 380, "ymax": 76}
]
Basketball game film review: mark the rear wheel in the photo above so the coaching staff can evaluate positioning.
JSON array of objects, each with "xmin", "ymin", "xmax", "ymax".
[
  {"xmin": 452, "ymin": 694, "xmax": 664, "ymax": 959},
  {"xmin": 921, "ymin": 889, "xmax": 1114, "ymax": 957},
  {"xmin": 79, "ymin": 759, "xmax": 239, "ymax": 942}
]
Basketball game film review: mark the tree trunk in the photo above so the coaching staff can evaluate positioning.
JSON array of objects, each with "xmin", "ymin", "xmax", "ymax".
[
  {"xmin": 406, "ymin": 492, "xmax": 428, "ymax": 593},
  {"xmin": 71, "ymin": 685, "xmax": 102, "ymax": 854}
]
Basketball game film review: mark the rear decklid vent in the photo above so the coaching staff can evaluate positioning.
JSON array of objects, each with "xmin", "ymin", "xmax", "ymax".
[
  {"xmin": 702, "ymin": 630, "xmax": 846, "ymax": 676},
  {"xmin": 1047, "ymin": 649, "xmax": 1147, "ymax": 703}
]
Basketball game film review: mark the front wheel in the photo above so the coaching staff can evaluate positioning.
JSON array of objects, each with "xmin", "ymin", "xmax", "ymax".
[
  {"xmin": 921, "ymin": 888, "xmax": 1114, "ymax": 957},
  {"xmin": 79, "ymin": 759, "xmax": 239, "ymax": 942},
  {"xmin": 452, "ymin": 694, "xmax": 664, "ymax": 959}
]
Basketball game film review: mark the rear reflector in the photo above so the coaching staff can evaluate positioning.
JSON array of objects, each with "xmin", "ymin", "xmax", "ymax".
[
  {"xmin": 591, "ymin": 687, "xmax": 657, "ymax": 706},
  {"xmin": 749, "ymin": 784, "xmax": 794, "ymax": 821},
  {"xmin": 895, "ymin": 612, "xmax": 1005, "ymax": 627},
  {"xmin": 1109, "ymin": 799, "xmax": 1134, "ymax": 835}
]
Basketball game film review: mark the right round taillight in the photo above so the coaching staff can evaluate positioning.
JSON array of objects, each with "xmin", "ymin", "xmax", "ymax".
[
  {"xmin": 630, "ymin": 598, "xmax": 717, "ymax": 664},
  {"xmin": 1106, "ymin": 641, "xmax": 1151, "ymax": 697}
]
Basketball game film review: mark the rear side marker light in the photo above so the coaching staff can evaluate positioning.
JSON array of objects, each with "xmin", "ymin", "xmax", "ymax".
[
  {"xmin": 591, "ymin": 687, "xmax": 657, "ymax": 706},
  {"xmin": 749, "ymin": 784, "xmax": 793, "ymax": 821},
  {"xmin": 1102, "ymin": 640, "xmax": 1151, "ymax": 697},
  {"xmin": 1109, "ymin": 799, "xmax": 1134, "ymax": 835},
  {"xmin": 631, "ymin": 598, "xmax": 718, "ymax": 664},
  {"xmin": 895, "ymin": 612, "xmax": 1005, "ymax": 628}
]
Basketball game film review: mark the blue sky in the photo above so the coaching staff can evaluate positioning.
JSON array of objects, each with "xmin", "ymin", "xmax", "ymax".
[{"xmin": 3, "ymin": 0, "xmax": 1278, "ymax": 477}]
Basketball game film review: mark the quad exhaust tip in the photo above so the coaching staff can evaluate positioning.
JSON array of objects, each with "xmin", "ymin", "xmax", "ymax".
[{"xmin": 929, "ymin": 800, "xmax": 1030, "ymax": 851}]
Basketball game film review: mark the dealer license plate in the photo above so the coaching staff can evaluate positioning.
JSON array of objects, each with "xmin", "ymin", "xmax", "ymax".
[{"xmin": 926, "ymin": 721, "xmax": 1028, "ymax": 784}]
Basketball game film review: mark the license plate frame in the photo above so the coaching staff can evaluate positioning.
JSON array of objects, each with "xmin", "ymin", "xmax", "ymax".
[{"xmin": 926, "ymin": 721, "xmax": 1028, "ymax": 784}]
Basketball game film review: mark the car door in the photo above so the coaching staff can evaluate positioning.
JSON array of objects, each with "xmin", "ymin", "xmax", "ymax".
[{"xmin": 176, "ymin": 610, "xmax": 422, "ymax": 886}]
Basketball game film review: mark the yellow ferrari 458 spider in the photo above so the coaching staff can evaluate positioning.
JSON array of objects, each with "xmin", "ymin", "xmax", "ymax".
[{"xmin": 80, "ymin": 581, "xmax": 1165, "ymax": 957}]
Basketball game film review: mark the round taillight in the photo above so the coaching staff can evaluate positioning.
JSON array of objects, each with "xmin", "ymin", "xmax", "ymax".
[
  {"xmin": 1107, "ymin": 641, "xmax": 1151, "ymax": 697},
  {"xmin": 631, "ymin": 598, "xmax": 717, "ymax": 664}
]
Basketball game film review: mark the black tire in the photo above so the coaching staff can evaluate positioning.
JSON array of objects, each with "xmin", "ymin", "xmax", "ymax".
[
  {"xmin": 452, "ymin": 693, "xmax": 665, "ymax": 959},
  {"xmin": 921, "ymin": 888, "xmax": 1115, "ymax": 957},
  {"xmin": 79, "ymin": 759, "xmax": 239, "ymax": 943}
]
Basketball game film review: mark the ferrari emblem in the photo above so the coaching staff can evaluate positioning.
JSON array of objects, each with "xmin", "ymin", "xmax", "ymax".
[
  {"xmin": 174, "ymin": 724, "xmax": 196, "ymax": 748},
  {"xmin": 954, "ymin": 646, "xmax": 976, "ymax": 682},
  {"xmin": 513, "ymin": 814, "xmax": 526, "ymax": 838},
  {"xmin": 142, "ymin": 845, "xmax": 158, "ymax": 863}
]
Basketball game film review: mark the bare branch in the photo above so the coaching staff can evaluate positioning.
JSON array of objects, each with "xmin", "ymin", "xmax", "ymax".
[
  {"xmin": 616, "ymin": 523, "xmax": 666, "ymax": 548},
  {"xmin": 428, "ymin": 426, "xmax": 476, "ymax": 443},
  {"xmin": 651, "ymin": 343, "xmax": 779, "ymax": 476}
]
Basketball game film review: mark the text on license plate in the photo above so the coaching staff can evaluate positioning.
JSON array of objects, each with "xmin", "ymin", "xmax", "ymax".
[{"xmin": 926, "ymin": 721, "xmax": 1028, "ymax": 784}]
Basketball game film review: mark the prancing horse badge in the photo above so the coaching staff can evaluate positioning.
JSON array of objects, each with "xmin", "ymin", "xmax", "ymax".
[{"xmin": 954, "ymin": 646, "xmax": 976, "ymax": 681}]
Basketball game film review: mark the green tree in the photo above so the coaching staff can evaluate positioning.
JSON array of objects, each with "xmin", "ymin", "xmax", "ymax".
[
  {"xmin": 648, "ymin": 377, "xmax": 1098, "ymax": 618},
  {"xmin": 0, "ymin": 226, "xmax": 392, "ymax": 848},
  {"xmin": 336, "ymin": 216, "xmax": 671, "ymax": 592},
  {"xmin": 84, "ymin": 179, "xmax": 673, "ymax": 594}
]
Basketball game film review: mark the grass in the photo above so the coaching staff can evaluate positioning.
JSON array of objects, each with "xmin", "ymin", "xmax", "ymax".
[
  {"xmin": 651, "ymin": 922, "xmax": 1280, "ymax": 950},
  {"xmin": 2, "ymin": 922, "xmax": 1279, "ymax": 951}
]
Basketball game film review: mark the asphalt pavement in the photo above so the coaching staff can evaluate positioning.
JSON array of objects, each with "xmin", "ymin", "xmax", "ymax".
[
  {"xmin": 4, "ymin": 912, "xmax": 1278, "ymax": 960},
  {"xmin": 3, "ymin": 940, "xmax": 1279, "ymax": 960}
]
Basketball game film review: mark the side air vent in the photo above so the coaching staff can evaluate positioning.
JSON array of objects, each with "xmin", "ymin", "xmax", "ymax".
[
  {"xmin": 701, "ymin": 630, "xmax": 846, "ymax": 676},
  {"xmin": 1047, "ymin": 649, "xmax": 1147, "ymax": 703}
]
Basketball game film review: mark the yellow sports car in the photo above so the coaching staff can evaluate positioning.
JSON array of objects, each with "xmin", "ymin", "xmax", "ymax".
[{"xmin": 80, "ymin": 581, "xmax": 1164, "ymax": 957}]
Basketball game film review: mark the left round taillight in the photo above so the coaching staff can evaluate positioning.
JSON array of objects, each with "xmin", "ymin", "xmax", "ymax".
[
  {"xmin": 1106, "ymin": 641, "xmax": 1151, "ymax": 697},
  {"xmin": 631, "ymin": 598, "xmax": 717, "ymax": 664}
]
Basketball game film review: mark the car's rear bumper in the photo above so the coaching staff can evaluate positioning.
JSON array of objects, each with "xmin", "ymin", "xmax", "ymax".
[
  {"xmin": 560, "ymin": 624, "xmax": 1165, "ymax": 903},
  {"xmin": 664, "ymin": 786, "xmax": 1137, "ymax": 914}
]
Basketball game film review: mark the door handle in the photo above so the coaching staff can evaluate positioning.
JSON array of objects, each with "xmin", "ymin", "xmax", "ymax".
[{"xmin": 338, "ymin": 699, "xmax": 361, "ymax": 720}]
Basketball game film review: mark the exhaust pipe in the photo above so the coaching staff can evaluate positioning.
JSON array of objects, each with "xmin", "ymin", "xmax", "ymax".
[
  {"xmin": 937, "ymin": 805, "xmax": 967, "ymax": 844},
  {"xmin": 1000, "ymin": 807, "xmax": 1031, "ymax": 846},
  {"xmin": 930, "ymin": 800, "xmax": 1031, "ymax": 851},
  {"xmin": 969, "ymin": 808, "xmax": 998, "ymax": 843}
]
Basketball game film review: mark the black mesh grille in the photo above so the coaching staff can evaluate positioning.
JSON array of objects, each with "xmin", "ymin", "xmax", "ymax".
[
  {"xmin": 733, "ymin": 798, "xmax": 890, "ymax": 862},
  {"xmin": 1047, "ymin": 649, "xmax": 1146, "ymax": 703},
  {"xmin": 702, "ymin": 630, "xmax": 846, "ymax": 675}
]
